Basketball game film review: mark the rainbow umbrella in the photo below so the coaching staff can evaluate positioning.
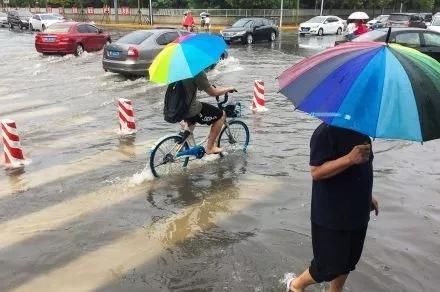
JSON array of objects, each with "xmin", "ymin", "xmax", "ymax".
[
  {"xmin": 148, "ymin": 33, "xmax": 227, "ymax": 85},
  {"xmin": 278, "ymin": 41, "xmax": 440, "ymax": 142}
]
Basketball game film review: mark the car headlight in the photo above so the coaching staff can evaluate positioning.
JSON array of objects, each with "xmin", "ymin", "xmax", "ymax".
[
  {"xmin": 236, "ymin": 31, "xmax": 246, "ymax": 36},
  {"xmin": 220, "ymin": 30, "xmax": 223, "ymax": 35},
  {"xmin": 311, "ymin": 25, "xmax": 319, "ymax": 28}
]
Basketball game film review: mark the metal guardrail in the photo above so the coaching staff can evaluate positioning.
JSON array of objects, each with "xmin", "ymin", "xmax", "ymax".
[{"xmin": 6, "ymin": 7, "xmax": 405, "ymax": 18}]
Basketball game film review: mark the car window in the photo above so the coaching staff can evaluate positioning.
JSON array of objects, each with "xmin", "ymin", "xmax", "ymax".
[
  {"xmin": 156, "ymin": 32, "xmax": 179, "ymax": 46},
  {"xmin": 117, "ymin": 31, "xmax": 153, "ymax": 45},
  {"xmin": 253, "ymin": 19, "xmax": 264, "ymax": 27},
  {"xmin": 389, "ymin": 14, "xmax": 411, "ymax": 22},
  {"xmin": 328, "ymin": 17, "xmax": 337, "ymax": 23},
  {"xmin": 41, "ymin": 14, "xmax": 57, "ymax": 20},
  {"xmin": 33, "ymin": 15, "xmax": 39, "ymax": 20},
  {"xmin": 232, "ymin": 19, "xmax": 252, "ymax": 28},
  {"xmin": 45, "ymin": 23, "xmax": 72, "ymax": 33},
  {"xmin": 87, "ymin": 25, "xmax": 99, "ymax": 33},
  {"xmin": 410, "ymin": 15, "xmax": 420, "ymax": 21},
  {"xmin": 165, "ymin": 32, "xmax": 179, "ymax": 43},
  {"xmin": 77, "ymin": 25, "xmax": 89, "ymax": 33},
  {"xmin": 306, "ymin": 16, "xmax": 326, "ymax": 23},
  {"xmin": 180, "ymin": 30, "xmax": 191, "ymax": 36},
  {"xmin": 423, "ymin": 33, "xmax": 440, "ymax": 47},
  {"xmin": 392, "ymin": 33, "xmax": 421, "ymax": 47}
]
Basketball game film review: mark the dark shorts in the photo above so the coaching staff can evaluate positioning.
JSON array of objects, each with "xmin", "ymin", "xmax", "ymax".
[
  {"xmin": 185, "ymin": 102, "xmax": 223, "ymax": 125},
  {"xmin": 309, "ymin": 222, "xmax": 367, "ymax": 283}
]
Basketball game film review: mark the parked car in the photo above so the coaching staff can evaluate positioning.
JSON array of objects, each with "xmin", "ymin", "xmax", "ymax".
[
  {"xmin": 220, "ymin": 18, "xmax": 279, "ymax": 44},
  {"xmin": 367, "ymin": 15, "xmax": 389, "ymax": 29},
  {"xmin": 30, "ymin": 13, "xmax": 62, "ymax": 31},
  {"xmin": 299, "ymin": 15, "xmax": 344, "ymax": 36},
  {"xmin": 338, "ymin": 28, "xmax": 440, "ymax": 61},
  {"xmin": 51, "ymin": 13, "xmax": 66, "ymax": 21},
  {"xmin": 428, "ymin": 14, "xmax": 440, "ymax": 33},
  {"xmin": 8, "ymin": 10, "xmax": 33, "ymax": 30},
  {"xmin": 0, "ymin": 12, "xmax": 8, "ymax": 27},
  {"xmin": 35, "ymin": 22, "xmax": 111, "ymax": 56},
  {"xmin": 387, "ymin": 13, "xmax": 427, "ymax": 29}
]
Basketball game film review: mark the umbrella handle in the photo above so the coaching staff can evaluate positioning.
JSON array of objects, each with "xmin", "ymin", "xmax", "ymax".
[{"xmin": 385, "ymin": 27, "xmax": 392, "ymax": 44}]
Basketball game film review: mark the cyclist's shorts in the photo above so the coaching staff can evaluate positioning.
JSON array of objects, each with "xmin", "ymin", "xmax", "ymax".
[{"xmin": 185, "ymin": 102, "xmax": 223, "ymax": 125}]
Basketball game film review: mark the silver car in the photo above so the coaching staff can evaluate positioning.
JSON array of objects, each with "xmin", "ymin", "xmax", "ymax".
[{"xmin": 102, "ymin": 28, "xmax": 190, "ymax": 77}]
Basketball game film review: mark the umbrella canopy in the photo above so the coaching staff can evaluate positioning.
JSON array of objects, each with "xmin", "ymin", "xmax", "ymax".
[
  {"xmin": 278, "ymin": 41, "xmax": 440, "ymax": 142},
  {"xmin": 200, "ymin": 12, "xmax": 210, "ymax": 17},
  {"xmin": 148, "ymin": 34, "xmax": 227, "ymax": 85},
  {"xmin": 348, "ymin": 11, "xmax": 369, "ymax": 20}
]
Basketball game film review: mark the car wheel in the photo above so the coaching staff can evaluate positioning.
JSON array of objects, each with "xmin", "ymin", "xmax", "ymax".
[
  {"xmin": 74, "ymin": 44, "xmax": 84, "ymax": 56},
  {"xmin": 246, "ymin": 34, "xmax": 253, "ymax": 45},
  {"xmin": 336, "ymin": 27, "xmax": 342, "ymax": 35},
  {"xmin": 269, "ymin": 31, "xmax": 276, "ymax": 42},
  {"xmin": 318, "ymin": 28, "xmax": 324, "ymax": 36},
  {"xmin": 9, "ymin": 23, "xmax": 13, "ymax": 30},
  {"xmin": 42, "ymin": 24, "xmax": 46, "ymax": 31},
  {"xmin": 29, "ymin": 23, "xmax": 33, "ymax": 31}
]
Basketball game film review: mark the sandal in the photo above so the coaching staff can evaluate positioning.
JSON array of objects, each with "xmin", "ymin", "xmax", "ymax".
[{"xmin": 285, "ymin": 273, "xmax": 297, "ymax": 292}]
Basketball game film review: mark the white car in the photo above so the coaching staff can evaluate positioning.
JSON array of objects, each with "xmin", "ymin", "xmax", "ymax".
[
  {"xmin": 0, "ymin": 12, "xmax": 7, "ymax": 27},
  {"xmin": 429, "ymin": 14, "xmax": 440, "ymax": 33},
  {"xmin": 29, "ymin": 13, "xmax": 61, "ymax": 31},
  {"xmin": 367, "ymin": 15, "xmax": 389, "ymax": 28},
  {"xmin": 299, "ymin": 16, "xmax": 344, "ymax": 36},
  {"xmin": 50, "ymin": 13, "xmax": 66, "ymax": 21}
]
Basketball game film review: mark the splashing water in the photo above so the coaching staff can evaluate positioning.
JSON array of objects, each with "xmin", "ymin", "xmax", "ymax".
[{"xmin": 130, "ymin": 167, "xmax": 155, "ymax": 185}]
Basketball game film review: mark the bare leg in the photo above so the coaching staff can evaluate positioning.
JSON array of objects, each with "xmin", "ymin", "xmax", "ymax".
[
  {"xmin": 290, "ymin": 268, "xmax": 316, "ymax": 292},
  {"xmin": 329, "ymin": 274, "xmax": 348, "ymax": 292},
  {"xmin": 206, "ymin": 112, "xmax": 225, "ymax": 154}
]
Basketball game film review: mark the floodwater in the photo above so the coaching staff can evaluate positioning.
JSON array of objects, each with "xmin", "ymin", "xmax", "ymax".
[{"xmin": 0, "ymin": 27, "xmax": 439, "ymax": 292}]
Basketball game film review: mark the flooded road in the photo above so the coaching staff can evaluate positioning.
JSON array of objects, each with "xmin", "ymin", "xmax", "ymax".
[{"xmin": 0, "ymin": 28, "xmax": 439, "ymax": 292}]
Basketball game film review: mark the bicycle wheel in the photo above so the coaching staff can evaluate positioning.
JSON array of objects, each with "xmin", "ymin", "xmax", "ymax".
[
  {"xmin": 149, "ymin": 135, "xmax": 190, "ymax": 178},
  {"xmin": 217, "ymin": 120, "xmax": 250, "ymax": 153}
]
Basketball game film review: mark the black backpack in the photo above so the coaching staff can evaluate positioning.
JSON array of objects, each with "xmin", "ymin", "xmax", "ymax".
[{"xmin": 163, "ymin": 81, "xmax": 189, "ymax": 123}]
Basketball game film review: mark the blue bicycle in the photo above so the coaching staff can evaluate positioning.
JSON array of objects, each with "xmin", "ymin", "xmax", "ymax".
[{"xmin": 149, "ymin": 92, "xmax": 250, "ymax": 178}]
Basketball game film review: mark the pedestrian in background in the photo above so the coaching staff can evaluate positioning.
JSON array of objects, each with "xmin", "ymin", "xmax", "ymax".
[
  {"xmin": 183, "ymin": 11, "xmax": 195, "ymax": 32},
  {"xmin": 286, "ymin": 123, "xmax": 379, "ymax": 292},
  {"xmin": 204, "ymin": 14, "xmax": 211, "ymax": 32}
]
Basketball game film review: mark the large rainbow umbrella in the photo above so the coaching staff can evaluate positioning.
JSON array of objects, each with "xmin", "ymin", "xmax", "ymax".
[
  {"xmin": 148, "ymin": 33, "xmax": 227, "ymax": 85},
  {"xmin": 278, "ymin": 41, "xmax": 440, "ymax": 142}
]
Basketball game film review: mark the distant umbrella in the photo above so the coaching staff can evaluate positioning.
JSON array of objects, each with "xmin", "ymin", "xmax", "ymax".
[
  {"xmin": 348, "ymin": 11, "xmax": 369, "ymax": 20},
  {"xmin": 200, "ymin": 12, "xmax": 210, "ymax": 17}
]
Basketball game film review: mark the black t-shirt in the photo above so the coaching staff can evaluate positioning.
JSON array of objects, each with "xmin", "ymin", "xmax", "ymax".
[{"xmin": 310, "ymin": 123, "xmax": 373, "ymax": 230}]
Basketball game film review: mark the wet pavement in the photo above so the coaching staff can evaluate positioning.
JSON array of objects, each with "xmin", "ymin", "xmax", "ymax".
[{"xmin": 0, "ymin": 27, "xmax": 439, "ymax": 292}]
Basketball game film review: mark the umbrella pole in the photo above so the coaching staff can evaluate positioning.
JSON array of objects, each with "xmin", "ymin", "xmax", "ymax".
[{"xmin": 385, "ymin": 27, "xmax": 392, "ymax": 44}]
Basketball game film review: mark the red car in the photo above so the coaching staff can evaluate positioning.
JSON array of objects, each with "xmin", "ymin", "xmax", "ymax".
[{"xmin": 35, "ymin": 22, "xmax": 111, "ymax": 56}]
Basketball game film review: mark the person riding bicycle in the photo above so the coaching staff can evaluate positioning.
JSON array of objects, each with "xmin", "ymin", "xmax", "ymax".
[{"xmin": 182, "ymin": 71, "xmax": 235, "ymax": 155}]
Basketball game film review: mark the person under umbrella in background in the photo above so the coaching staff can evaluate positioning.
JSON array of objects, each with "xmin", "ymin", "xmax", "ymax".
[{"xmin": 354, "ymin": 20, "xmax": 369, "ymax": 36}]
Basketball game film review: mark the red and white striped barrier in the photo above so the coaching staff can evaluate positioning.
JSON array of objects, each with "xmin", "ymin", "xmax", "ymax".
[
  {"xmin": 1, "ymin": 119, "xmax": 29, "ymax": 168},
  {"xmin": 118, "ymin": 98, "xmax": 137, "ymax": 135},
  {"xmin": 251, "ymin": 80, "xmax": 267, "ymax": 112}
]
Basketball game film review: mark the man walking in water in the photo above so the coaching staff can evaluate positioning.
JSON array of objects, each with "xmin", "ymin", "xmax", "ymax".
[
  {"xmin": 287, "ymin": 123, "xmax": 379, "ymax": 292},
  {"xmin": 182, "ymin": 71, "xmax": 235, "ymax": 154}
]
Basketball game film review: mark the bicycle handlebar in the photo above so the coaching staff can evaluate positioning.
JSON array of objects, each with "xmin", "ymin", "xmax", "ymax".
[{"xmin": 215, "ymin": 89, "xmax": 237, "ymax": 105}]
